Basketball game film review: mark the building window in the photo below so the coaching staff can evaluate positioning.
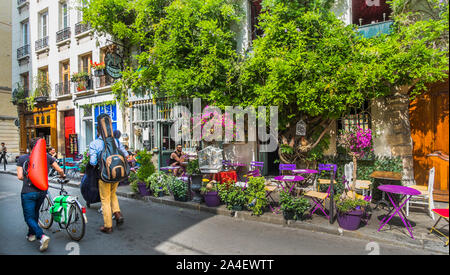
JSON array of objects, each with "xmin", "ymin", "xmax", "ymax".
[
  {"xmin": 39, "ymin": 11, "xmax": 48, "ymax": 38},
  {"xmin": 338, "ymin": 101, "xmax": 372, "ymax": 131},
  {"xmin": 250, "ymin": 0, "xmax": 263, "ymax": 41},
  {"xmin": 352, "ymin": 0, "xmax": 392, "ymax": 26},
  {"xmin": 60, "ymin": 2, "xmax": 69, "ymax": 29},
  {"xmin": 21, "ymin": 21, "xmax": 29, "ymax": 46},
  {"xmin": 79, "ymin": 53, "xmax": 92, "ymax": 74}
]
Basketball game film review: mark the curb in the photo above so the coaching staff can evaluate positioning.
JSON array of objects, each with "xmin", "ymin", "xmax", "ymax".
[{"xmin": 2, "ymin": 170, "xmax": 448, "ymax": 254}]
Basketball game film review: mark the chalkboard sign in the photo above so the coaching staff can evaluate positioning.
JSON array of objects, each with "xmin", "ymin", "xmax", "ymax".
[{"xmin": 69, "ymin": 134, "xmax": 79, "ymax": 155}]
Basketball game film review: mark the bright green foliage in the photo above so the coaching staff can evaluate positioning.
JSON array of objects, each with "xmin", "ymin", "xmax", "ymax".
[{"xmin": 246, "ymin": 177, "xmax": 268, "ymax": 216}]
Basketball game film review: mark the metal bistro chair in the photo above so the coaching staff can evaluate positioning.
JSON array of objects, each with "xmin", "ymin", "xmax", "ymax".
[
  {"xmin": 305, "ymin": 164, "xmax": 337, "ymax": 221},
  {"xmin": 250, "ymin": 161, "xmax": 264, "ymax": 174},
  {"xmin": 62, "ymin": 157, "xmax": 80, "ymax": 178},
  {"xmin": 406, "ymin": 167, "xmax": 436, "ymax": 220}
]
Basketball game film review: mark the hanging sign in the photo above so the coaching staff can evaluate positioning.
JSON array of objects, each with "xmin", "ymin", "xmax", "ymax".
[
  {"xmin": 69, "ymin": 134, "xmax": 79, "ymax": 155},
  {"xmin": 105, "ymin": 51, "xmax": 123, "ymax": 79}
]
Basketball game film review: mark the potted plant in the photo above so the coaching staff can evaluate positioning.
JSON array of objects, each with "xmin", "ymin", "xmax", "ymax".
[
  {"xmin": 245, "ymin": 177, "xmax": 268, "ymax": 216},
  {"xmin": 186, "ymin": 159, "xmax": 203, "ymax": 203},
  {"xmin": 78, "ymin": 151, "xmax": 90, "ymax": 176},
  {"xmin": 91, "ymin": 60, "xmax": 106, "ymax": 76},
  {"xmin": 335, "ymin": 196, "xmax": 370, "ymax": 230},
  {"xmin": 147, "ymin": 172, "xmax": 170, "ymax": 197},
  {"xmin": 133, "ymin": 150, "xmax": 156, "ymax": 196},
  {"xmin": 168, "ymin": 175, "xmax": 189, "ymax": 201},
  {"xmin": 279, "ymin": 191, "xmax": 310, "ymax": 221},
  {"xmin": 201, "ymin": 179, "xmax": 221, "ymax": 207},
  {"xmin": 218, "ymin": 180, "xmax": 247, "ymax": 211}
]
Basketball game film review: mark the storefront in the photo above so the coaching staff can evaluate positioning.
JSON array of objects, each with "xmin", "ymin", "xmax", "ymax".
[
  {"xmin": 74, "ymin": 93, "xmax": 122, "ymax": 154},
  {"xmin": 19, "ymin": 103, "xmax": 57, "ymax": 154}
]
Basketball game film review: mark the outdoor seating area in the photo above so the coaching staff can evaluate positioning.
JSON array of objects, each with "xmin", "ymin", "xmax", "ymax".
[{"xmin": 121, "ymin": 147, "xmax": 449, "ymax": 248}]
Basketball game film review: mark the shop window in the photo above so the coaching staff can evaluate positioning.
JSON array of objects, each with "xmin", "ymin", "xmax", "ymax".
[
  {"xmin": 338, "ymin": 101, "xmax": 372, "ymax": 131},
  {"xmin": 47, "ymin": 115, "xmax": 50, "ymax": 124},
  {"xmin": 352, "ymin": 0, "xmax": 392, "ymax": 26}
]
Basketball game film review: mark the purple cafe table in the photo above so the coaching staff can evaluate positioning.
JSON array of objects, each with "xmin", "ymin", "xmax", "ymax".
[
  {"xmin": 274, "ymin": 175, "xmax": 305, "ymax": 194},
  {"xmin": 377, "ymin": 185, "xmax": 421, "ymax": 239}
]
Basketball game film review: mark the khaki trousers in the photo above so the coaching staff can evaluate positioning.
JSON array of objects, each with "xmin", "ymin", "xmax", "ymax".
[{"xmin": 98, "ymin": 179, "xmax": 120, "ymax": 228}]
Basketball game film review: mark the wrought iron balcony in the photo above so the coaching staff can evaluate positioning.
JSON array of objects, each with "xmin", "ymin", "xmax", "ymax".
[
  {"xmin": 17, "ymin": 0, "xmax": 28, "ymax": 7},
  {"xmin": 35, "ymin": 36, "xmax": 49, "ymax": 51},
  {"xmin": 95, "ymin": 74, "xmax": 115, "ymax": 89},
  {"xmin": 74, "ymin": 77, "xmax": 93, "ymax": 93},
  {"xmin": 17, "ymin": 44, "xmax": 30, "ymax": 59},
  {"xmin": 55, "ymin": 82, "xmax": 71, "ymax": 97},
  {"xmin": 75, "ymin": 22, "xmax": 91, "ymax": 36},
  {"xmin": 56, "ymin": 27, "xmax": 71, "ymax": 43}
]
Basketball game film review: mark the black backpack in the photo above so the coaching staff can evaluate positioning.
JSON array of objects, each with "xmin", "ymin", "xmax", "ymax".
[
  {"xmin": 97, "ymin": 113, "xmax": 129, "ymax": 183},
  {"xmin": 80, "ymin": 163, "xmax": 101, "ymax": 206}
]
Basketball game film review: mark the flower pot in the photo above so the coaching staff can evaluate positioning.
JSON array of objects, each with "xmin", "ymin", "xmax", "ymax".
[
  {"xmin": 231, "ymin": 205, "xmax": 243, "ymax": 211},
  {"xmin": 337, "ymin": 209, "xmax": 364, "ymax": 231},
  {"xmin": 204, "ymin": 191, "xmax": 220, "ymax": 207},
  {"xmin": 137, "ymin": 182, "xmax": 151, "ymax": 196}
]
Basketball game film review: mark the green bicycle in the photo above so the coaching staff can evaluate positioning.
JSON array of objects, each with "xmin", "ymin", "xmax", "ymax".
[{"xmin": 38, "ymin": 177, "xmax": 87, "ymax": 241}]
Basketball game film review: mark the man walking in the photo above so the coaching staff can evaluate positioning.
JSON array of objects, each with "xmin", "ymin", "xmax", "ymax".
[
  {"xmin": 89, "ymin": 116, "xmax": 128, "ymax": 233},
  {"xmin": 16, "ymin": 138, "xmax": 65, "ymax": 252},
  {"xmin": 1, "ymin": 142, "xmax": 7, "ymax": 171}
]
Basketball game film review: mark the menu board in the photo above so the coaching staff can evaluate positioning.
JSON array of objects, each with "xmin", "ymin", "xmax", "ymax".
[{"xmin": 69, "ymin": 134, "xmax": 79, "ymax": 155}]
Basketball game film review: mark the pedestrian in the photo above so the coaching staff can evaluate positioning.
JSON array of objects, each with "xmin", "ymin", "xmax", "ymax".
[
  {"xmin": 1, "ymin": 142, "xmax": 7, "ymax": 171},
  {"xmin": 89, "ymin": 122, "xmax": 128, "ymax": 233},
  {"xmin": 16, "ymin": 138, "xmax": 65, "ymax": 252},
  {"xmin": 47, "ymin": 147, "xmax": 58, "ymax": 176}
]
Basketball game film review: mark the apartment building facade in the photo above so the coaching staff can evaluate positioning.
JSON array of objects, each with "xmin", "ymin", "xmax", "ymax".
[{"xmin": 12, "ymin": 0, "xmax": 124, "ymax": 156}]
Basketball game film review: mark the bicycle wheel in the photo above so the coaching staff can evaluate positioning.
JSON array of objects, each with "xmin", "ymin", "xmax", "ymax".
[
  {"xmin": 66, "ymin": 203, "xmax": 85, "ymax": 241},
  {"xmin": 38, "ymin": 195, "xmax": 53, "ymax": 229}
]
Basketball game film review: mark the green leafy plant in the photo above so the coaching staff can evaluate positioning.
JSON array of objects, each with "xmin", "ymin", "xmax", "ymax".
[
  {"xmin": 186, "ymin": 159, "xmax": 201, "ymax": 175},
  {"xmin": 246, "ymin": 177, "xmax": 268, "ymax": 216},
  {"xmin": 168, "ymin": 175, "xmax": 189, "ymax": 199},
  {"xmin": 334, "ymin": 196, "xmax": 369, "ymax": 213},
  {"xmin": 135, "ymin": 149, "xmax": 156, "ymax": 183},
  {"xmin": 279, "ymin": 191, "xmax": 310, "ymax": 220},
  {"xmin": 71, "ymin": 71, "xmax": 90, "ymax": 83},
  {"xmin": 218, "ymin": 181, "xmax": 247, "ymax": 210},
  {"xmin": 147, "ymin": 172, "xmax": 170, "ymax": 196},
  {"xmin": 79, "ymin": 150, "xmax": 90, "ymax": 173},
  {"xmin": 200, "ymin": 179, "xmax": 218, "ymax": 195}
]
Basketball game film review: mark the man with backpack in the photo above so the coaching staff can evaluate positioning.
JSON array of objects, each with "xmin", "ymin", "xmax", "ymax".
[
  {"xmin": 89, "ymin": 114, "xmax": 129, "ymax": 233},
  {"xmin": 16, "ymin": 138, "xmax": 65, "ymax": 252}
]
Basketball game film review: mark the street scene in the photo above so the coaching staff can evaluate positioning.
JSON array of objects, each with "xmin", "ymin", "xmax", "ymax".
[{"xmin": 0, "ymin": 0, "xmax": 449, "ymax": 258}]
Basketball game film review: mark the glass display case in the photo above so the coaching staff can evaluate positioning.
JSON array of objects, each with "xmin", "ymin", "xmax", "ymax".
[{"xmin": 198, "ymin": 146, "xmax": 223, "ymax": 173}]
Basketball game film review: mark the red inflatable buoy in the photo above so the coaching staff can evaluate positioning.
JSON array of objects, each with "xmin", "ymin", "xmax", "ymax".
[{"xmin": 27, "ymin": 138, "xmax": 48, "ymax": 191}]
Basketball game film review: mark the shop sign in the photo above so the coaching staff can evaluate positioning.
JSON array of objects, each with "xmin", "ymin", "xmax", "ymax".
[
  {"xmin": 69, "ymin": 134, "xmax": 79, "ymax": 155},
  {"xmin": 105, "ymin": 52, "xmax": 123, "ymax": 79}
]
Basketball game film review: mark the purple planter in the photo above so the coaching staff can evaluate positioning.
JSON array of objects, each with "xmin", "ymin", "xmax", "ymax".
[
  {"xmin": 137, "ymin": 182, "xmax": 151, "ymax": 196},
  {"xmin": 204, "ymin": 191, "xmax": 220, "ymax": 207},
  {"xmin": 337, "ymin": 209, "xmax": 364, "ymax": 231}
]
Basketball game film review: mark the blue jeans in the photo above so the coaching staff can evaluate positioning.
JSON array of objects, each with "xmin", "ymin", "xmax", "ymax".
[{"xmin": 21, "ymin": 191, "xmax": 47, "ymax": 239}]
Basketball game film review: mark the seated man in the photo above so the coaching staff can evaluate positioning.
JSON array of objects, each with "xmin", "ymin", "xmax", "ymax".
[{"xmin": 169, "ymin": 144, "xmax": 187, "ymax": 176}]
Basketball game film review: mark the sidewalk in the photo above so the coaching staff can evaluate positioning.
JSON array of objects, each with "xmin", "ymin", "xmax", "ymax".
[{"xmin": 2, "ymin": 163, "xmax": 448, "ymax": 254}]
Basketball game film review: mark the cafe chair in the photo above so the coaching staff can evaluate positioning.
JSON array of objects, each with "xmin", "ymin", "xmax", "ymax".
[
  {"xmin": 305, "ymin": 179, "xmax": 334, "ymax": 220},
  {"xmin": 250, "ymin": 161, "xmax": 264, "ymax": 174},
  {"xmin": 429, "ymin": 208, "xmax": 449, "ymax": 246},
  {"xmin": 343, "ymin": 162, "xmax": 372, "ymax": 201},
  {"xmin": 406, "ymin": 167, "xmax": 435, "ymax": 220},
  {"xmin": 279, "ymin": 164, "xmax": 296, "ymax": 175}
]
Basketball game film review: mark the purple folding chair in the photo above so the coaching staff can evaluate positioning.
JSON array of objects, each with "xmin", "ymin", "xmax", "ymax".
[
  {"xmin": 243, "ymin": 169, "xmax": 262, "ymax": 188},
  {"xmin": 305, "ymin": 163, "xmax": 337, "ymax": 220},
  {"xmin": 279, "ymin": 164, "xmax": 296, "ymax": 175},
  {"xmin": 250, "ymin": 161, "xmax": 264, "ymax": 174}
]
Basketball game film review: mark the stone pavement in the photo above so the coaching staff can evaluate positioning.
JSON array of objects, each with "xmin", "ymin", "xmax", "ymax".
[{"xmin": 1, "ymin": 163, "xmax": 448, "ymax": 254}]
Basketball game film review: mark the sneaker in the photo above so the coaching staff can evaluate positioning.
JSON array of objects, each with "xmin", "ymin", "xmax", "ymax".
[
  {"xmin": 39, "ymin": 235, "xmax": 50, "ymax": 252},
  {"xmin": 27, "ymin": 235, "xmax": 36, "ymax": 242}
]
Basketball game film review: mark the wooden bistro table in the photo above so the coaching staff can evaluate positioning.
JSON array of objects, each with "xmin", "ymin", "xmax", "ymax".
[{"xmin": 370, "ymin": 171, "xmax": 402, "ymax": 210}]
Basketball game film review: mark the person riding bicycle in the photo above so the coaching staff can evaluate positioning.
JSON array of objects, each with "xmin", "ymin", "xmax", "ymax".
[{"xmin": 16, "ymin": 138, "xmax": 65, "ymax": 252}]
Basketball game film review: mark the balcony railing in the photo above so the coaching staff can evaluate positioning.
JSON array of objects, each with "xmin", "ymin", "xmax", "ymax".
[
  {"xmin": 35, "ymin": 36, "xmax": 49, "ymax": 51},
  {"xmin": 55, "ymin": 82, "xmax": 71, "ymax": 97},
  {"xmin": 56, "ymin": 27, "xmax": 71, "ymax": 43},
  {"xmin": 74, "ymin": 77, "xmax": 93, "ymax": 93},
  {"xmin": 17, "ymin": 0, "xmax": 28, "ymax": 7},
  {"xmin": 17, "ymin": 44, "xmax": 30, "ymax": 59},
  {"xmin": 75, "ymin": 22, "xmax": 91, "ymax": 36},
  {"xmin": 95, "ymin": 74, "xmax": 115, "ymax": 89}
]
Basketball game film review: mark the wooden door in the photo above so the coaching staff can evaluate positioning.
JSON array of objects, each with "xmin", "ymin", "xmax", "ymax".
[
  {"xmin": 64, "ymin": 110, "xmax": 76, "ymax": 157},
  {"xmin": 410, "ymin": 79, "xmax": 449, "ymax": 202}
]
